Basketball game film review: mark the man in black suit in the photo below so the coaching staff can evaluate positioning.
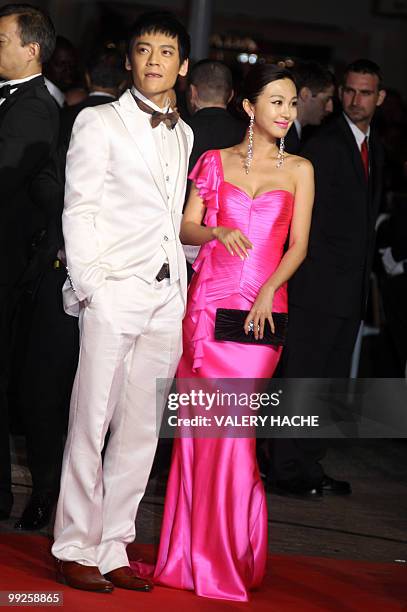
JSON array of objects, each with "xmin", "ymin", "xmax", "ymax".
[
  {"xmin": 59, "ymin": 46, "xmax": 126, "ymax": 150},
  {"xmin": 13, "ymin": 46, "xmax": 126, "ymax": 531},
  {"xmin": 284, "ymin": 61, "xmax": 335, "ymax": 154},
  {"xmin": 0, "ymin": 3, "xmax": 59, "ymax": 521},
  {"xmin": 43, "ymin": 35, "xmax": 79, "ymax": 108},
  {"xmin": 186, "ymin": 59, "xmax": 246, "ymax": 170},
  {"xmin": 271, "ymin": 60, "xmax": 386, "ymax": 498}
]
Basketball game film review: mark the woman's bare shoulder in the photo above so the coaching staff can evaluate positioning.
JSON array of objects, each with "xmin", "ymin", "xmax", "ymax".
[{"xmin": 284, "ymin": 153, "xmax": 314, "ymax": 176}]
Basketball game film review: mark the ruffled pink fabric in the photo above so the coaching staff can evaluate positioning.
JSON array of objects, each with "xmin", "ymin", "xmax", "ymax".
[
  {"xmin": 187, "ymin": 149, "xmax": 293, "ymax": 372},
  {"xmin": 188, "ymin": 151, "xmax": 221, "ymax": 370}
]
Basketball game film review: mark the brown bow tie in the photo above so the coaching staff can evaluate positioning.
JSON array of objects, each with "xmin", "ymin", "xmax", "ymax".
[{"xmin": 131, "ymin": 93, "xmax": 179, "ymax": 130}]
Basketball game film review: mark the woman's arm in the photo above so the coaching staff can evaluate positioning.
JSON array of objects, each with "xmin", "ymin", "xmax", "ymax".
[
  {"xmin": 245, "ymin": 158, "xmax": 314, "ymax": 338},
  {"xmin": 180, "ymin": 184, "xmax": 213, "ymax": 245},
  {"xmin": 264, "ymin": 158, "xmax": 314, "ymax": 291},
  {"xmin": 180, "ymin": 184, "xmax": 253, "ymax": 259}
]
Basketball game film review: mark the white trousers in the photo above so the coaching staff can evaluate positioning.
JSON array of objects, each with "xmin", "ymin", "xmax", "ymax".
[{"xmin": 52, "ymin": 275, "xmax": 183, "ymax": 574}]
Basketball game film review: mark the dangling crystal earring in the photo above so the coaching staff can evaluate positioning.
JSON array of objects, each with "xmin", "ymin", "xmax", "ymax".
[
  {"xmin": 276, "ymin": 136, "xmax": 285, "ymax": 168},
  {"xmin": 244, "ymin": 115, "xmax": 254, "ymax": 174}
]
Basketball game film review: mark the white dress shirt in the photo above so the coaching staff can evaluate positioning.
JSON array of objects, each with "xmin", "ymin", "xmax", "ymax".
[
  {"xmin": 131, "ymin": 86, "xmax": 181, "ymax": 280},
  {"xmin": 381, "ymin": 247, "xmax": 406, "ymax": 276},
  {"xmin": 44, "ymin": 76, "xmax": 65, "ymax": 107},
  {"xmin": 293, "ymin": 118, "xmax": 302, "ymax": 140},
  {"xmin": 343, "ymin": 112, "xmax": 370, "ymax": 151},
  {"xmin": 0, "ymin": 72, "xmax": 41, "ymax": 105},
  {"xmin": 131, "ymin": 86, "xmax": 180, "ymax": 204}
]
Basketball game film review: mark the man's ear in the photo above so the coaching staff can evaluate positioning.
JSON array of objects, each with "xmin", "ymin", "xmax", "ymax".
[
  {"xmin": 188, "ymin": 84, "xmax": 199, "ymax": 110},
  {"xmin": 125, "ymin": 55, "xmax": 132, "ymax": 71},
  {"xmin": 227, "ymin": 89, "xmax": 234, "ymax": 105},
  {"xmin": 338, "ymin": 85, "xmax": 343, "ymax": 101},
  {"xmin": 189, "ymin": 84, "xmax": 198, "ymax": 100},
  {"xmin": 27, "ymin": 41, "xmax": 41, "ymax": 63},
  {"xmin": 178, "ymin": 58, "xmax": 189, "ymax": 78},
  {"xmin": 377, "ymin": 89, "xmax": 386, "ymax": 107},
  {"xmin": 299, "ymin": 86, "xmax": 312, "ymax": 101}
]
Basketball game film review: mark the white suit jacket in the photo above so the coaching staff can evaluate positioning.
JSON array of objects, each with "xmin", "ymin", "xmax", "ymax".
[{"xmin": 62, "ymin": 89, "xmax": 193, "ymax": 316}]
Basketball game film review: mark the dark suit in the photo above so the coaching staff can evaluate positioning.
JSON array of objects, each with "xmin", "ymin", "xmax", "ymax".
[
  {"xmin": 16, "ymin": 94, "xmax": 117, "ymax": 501},
  {"xmin": 187, "ymin": 107, "xmax": 246, "ymax": 171},
  {"xmin": 0, "ymin": 76, "xmax": 59, "ymax": 287},
  {"xmin": 285, "ymin": 123, "xmax": 320, "ymax": 156},
  {"xmin": 284, "ymin": 123, "xmax": 301, "ymax": 155},
  {"xmin": 271, "ymin": 114, "xmax": 384, "ymax": 486},
  {"xmin": 0, "ymin": 75, "xmax": 59, "ymax": 514},
  {"xmin": 377, "ymin": 197, "xmax": 407, "ymax": 376}
]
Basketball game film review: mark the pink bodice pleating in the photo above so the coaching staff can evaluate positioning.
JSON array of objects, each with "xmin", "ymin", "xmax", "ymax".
[{"xmin": 187, "ymin": 149, "xmax": 294, "ymax": 371}]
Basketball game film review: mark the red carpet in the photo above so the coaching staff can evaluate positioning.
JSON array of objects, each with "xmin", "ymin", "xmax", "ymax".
[{"xmin": 0, "ymin": 534, "xmax": 405, "ymax": 611}]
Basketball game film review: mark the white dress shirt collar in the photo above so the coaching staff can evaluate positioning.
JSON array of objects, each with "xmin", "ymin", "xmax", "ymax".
[
  {"xmin": 131, "ymin": 85, "xmax": 170, "ymax": 114},
  {"xmin": 294, "ymin": 118, "xmax": 302, "ymax": 140},
  {"xmin": 89, "ymin": 91, "xmax": 115, "ymax": 99},
  {"xmin": 1, "ymin": 72, "xmax": 42, "ymax": 88},
  {"xmin": 0, "ymin": 73, "xmax": 42, "ymax": 105},
  {"xmin": 44, "ymin": 76, "xmax": 65, "ymax": 107},
  {"xmin": 343, "ymin": 112, "xmax": 370, "ymax": 150}
]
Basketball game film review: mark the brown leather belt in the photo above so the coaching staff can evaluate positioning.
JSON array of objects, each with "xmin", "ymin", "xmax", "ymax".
[{"xmin": 156, "ymin": 262, "xmax": 170, "ymax": 282}]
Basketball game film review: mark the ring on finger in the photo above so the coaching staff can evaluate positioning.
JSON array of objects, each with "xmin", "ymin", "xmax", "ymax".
[{"xmin": 248, "ymin": 320, "xmax": 261, "ymax": 333}]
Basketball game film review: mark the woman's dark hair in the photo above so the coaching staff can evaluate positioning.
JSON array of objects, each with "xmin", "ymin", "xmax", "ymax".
[
  {"xmin": 127, "ymin": 10, "xmax": 190, "ymax": 64},
  {"xmin": 241, "ymin": 64, "xmax": 296, "ymax": 105},
  {"xmin": 0, "ymin": 3, "xmax": 56, "ymax": 63}
]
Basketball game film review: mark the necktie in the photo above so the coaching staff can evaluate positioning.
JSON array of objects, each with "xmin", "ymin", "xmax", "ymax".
[
  {"xmin": 361, "ymin": 136, "xmax": 369, "ymax": 180},
  {"xmin": 131, "ymin": 93, "xmax": 179, "ymax": 130},
  {"xmin": 0, "ymin": 84, "xmax": 13, "ymax": 99}
]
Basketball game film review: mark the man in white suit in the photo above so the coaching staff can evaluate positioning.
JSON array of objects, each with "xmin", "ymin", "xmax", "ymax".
[{"xmin": 51, "ymin": 12, "xmax": 193, "ymax": 593}]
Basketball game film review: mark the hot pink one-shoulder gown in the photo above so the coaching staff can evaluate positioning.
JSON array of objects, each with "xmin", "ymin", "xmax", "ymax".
[{"xmin": 137, "ymin": 150, "xmax": 294, "ymax": 601}]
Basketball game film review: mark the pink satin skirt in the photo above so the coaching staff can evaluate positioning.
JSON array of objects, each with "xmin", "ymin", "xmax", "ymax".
[{"xmin": 141, "ymin": 293, "xmax": 282, "ymax": 601}]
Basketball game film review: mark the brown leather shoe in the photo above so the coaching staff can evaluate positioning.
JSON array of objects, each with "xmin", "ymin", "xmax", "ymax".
[
  {"xmin": 105, "ymin": 566, "xmax": 153, "ymax": 591},
  {"xmin": 56, "ymin": 560, "xmax": 114, "ymax": 593}
]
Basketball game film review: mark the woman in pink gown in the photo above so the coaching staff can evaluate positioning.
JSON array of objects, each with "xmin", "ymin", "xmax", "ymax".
[{"xmin": 148, "ymin": 65, "xmax": 314, "ymax": 601}]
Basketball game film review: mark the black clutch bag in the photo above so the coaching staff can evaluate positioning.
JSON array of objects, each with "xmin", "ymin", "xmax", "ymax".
[{"xmin": 214, "ymin": 308, "xmax": 288, "ymax": 346}]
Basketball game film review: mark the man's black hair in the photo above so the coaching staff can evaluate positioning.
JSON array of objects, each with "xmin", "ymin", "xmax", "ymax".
[
  {"xmin": 87, "ymin": 46, "xmax": 126, "ymax": 90},
  {"xmin": 127, "ymin": 10, "xmax": 190, "ymax": 64},
  {"xmin": 188, "ymin": 59, "xmax": 233, "ymax": 105},
  {"xmin": 292, "ymin": 60, "xmax": 335, "ymax": 95},
  {"xmin": 343, "ymin": 58, "xmax": 384, "ymax": 90}
]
